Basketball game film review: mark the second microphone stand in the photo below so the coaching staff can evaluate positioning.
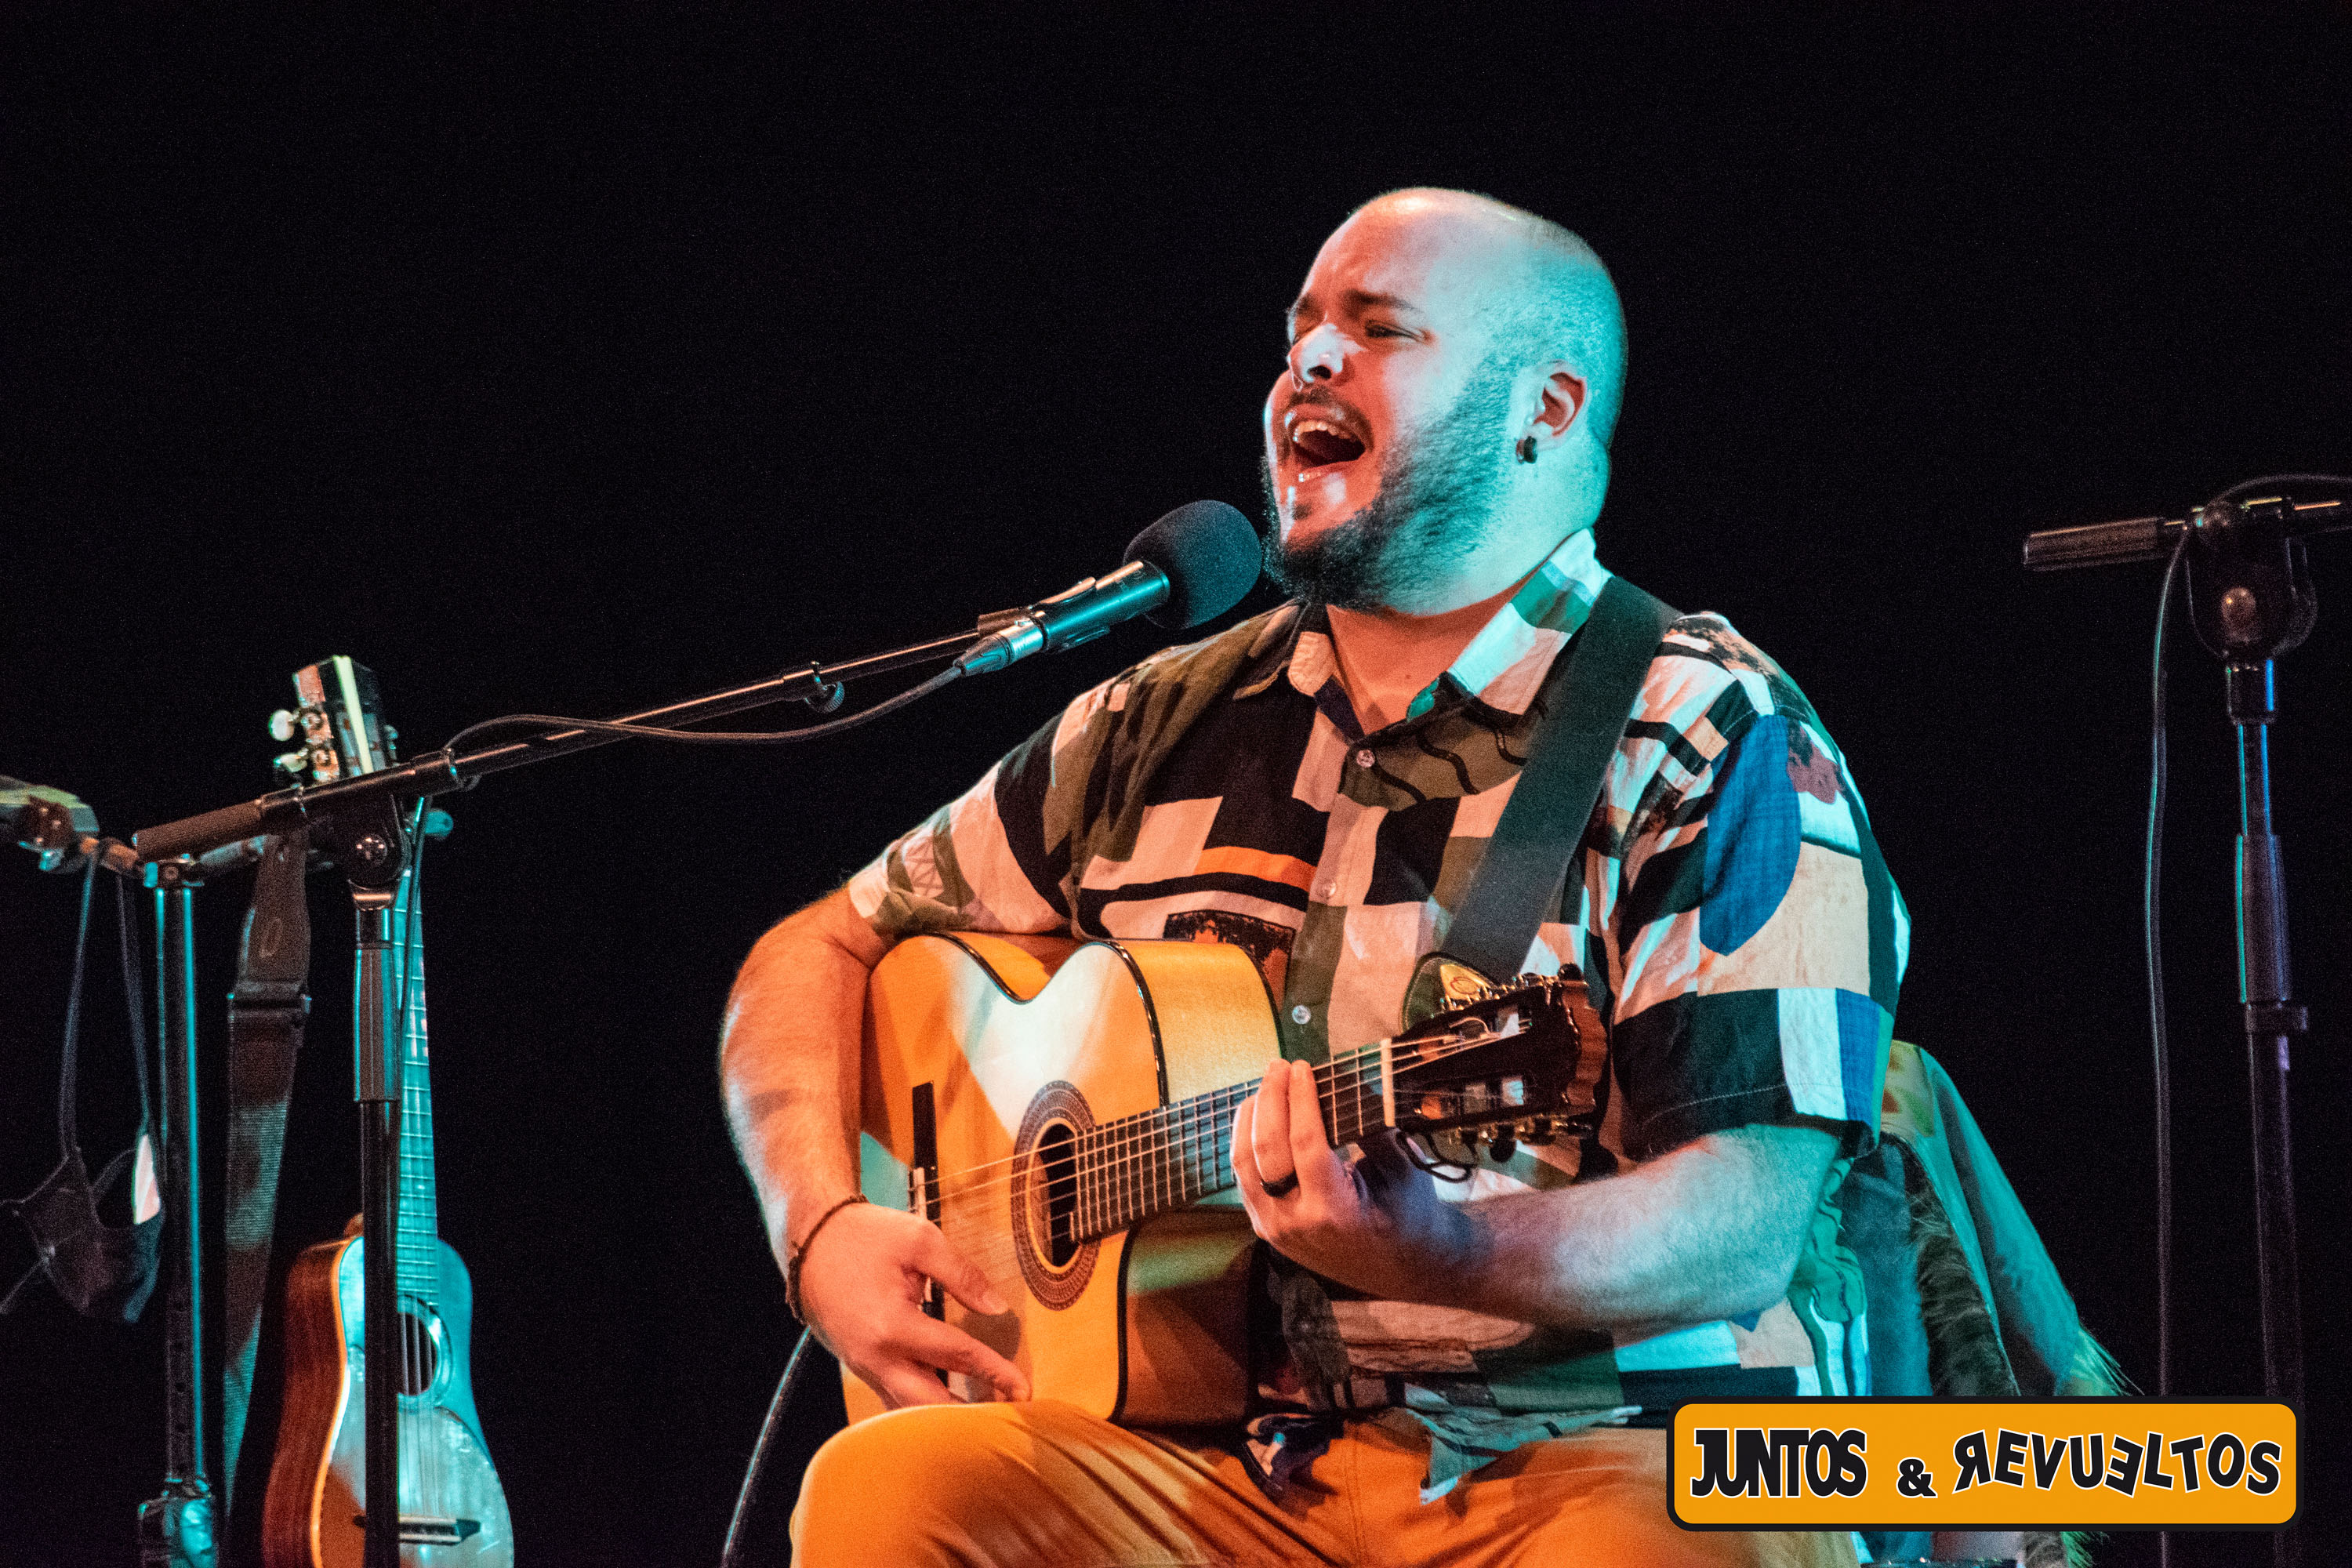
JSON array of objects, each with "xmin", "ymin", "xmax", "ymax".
[{"xmin": 2180, "ymin": 500, "xmax": 2310, "ymax": 1439}]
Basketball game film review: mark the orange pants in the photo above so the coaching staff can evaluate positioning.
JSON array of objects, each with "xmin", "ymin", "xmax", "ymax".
[{"xmin": 792, "ymin": 1400, "xmax": 1859, "ymax": 1567}]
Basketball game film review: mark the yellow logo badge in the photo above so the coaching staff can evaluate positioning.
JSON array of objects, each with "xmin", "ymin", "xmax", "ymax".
[{"xmin": 1670, "ymin": 1401, "xmax": 2296, "ymax": 1530}]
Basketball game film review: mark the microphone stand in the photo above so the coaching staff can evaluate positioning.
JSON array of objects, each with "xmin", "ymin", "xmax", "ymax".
[
  {"xmin": 125, "ymin": 619, "xmax": 993, "ymax": 1568},
  {"xmin": 10, "ymin": 810, "xmax": 256, "ymax": 1567},
  {"xmin": 2032, "ymin": 490, "xmax": 2322, "ymax": 1568},
  {"xmin": 2183, "ymin": 499, "xmax": 2308, "ymax": 1568},
  {"xmin": 137, "ymin": 854, "xmax": 214, "ymax": 1568}
]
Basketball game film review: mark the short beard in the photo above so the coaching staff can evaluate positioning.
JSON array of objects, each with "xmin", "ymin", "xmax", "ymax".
[{"xmin": 1261, "ymin": 354, "xmax": 1519, "ymax": 612}]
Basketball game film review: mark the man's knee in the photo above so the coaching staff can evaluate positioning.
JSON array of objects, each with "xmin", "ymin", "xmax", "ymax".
[{"xmin": 791, "ymin": 1403, "xmax": 1039, "ymax": 1562}]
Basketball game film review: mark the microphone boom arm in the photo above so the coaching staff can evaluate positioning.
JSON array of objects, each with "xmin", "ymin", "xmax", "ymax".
[{"xmin": 130, "ymin": 622, "xmax": 993, "ymax": 862}]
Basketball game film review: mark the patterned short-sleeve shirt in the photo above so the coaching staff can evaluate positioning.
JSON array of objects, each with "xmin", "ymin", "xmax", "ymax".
[{"xmin": 850, "ymin": 527, "xmax": 1910, "ymax": 1450}]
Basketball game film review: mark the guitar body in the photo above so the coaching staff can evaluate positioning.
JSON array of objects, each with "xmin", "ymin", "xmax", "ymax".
[
  {"xmin": 849, "ymin": 933, "xmax": 1278, "ymax": 1428},
  {"xmin": 262, "ymin": 1232, "xmax": 514, "ymax": 1567}
]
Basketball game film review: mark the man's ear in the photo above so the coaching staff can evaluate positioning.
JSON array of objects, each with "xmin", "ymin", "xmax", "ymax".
[{"xmin": 1526, "ymin": 365, "xmax": 1588, "ymax": 451}]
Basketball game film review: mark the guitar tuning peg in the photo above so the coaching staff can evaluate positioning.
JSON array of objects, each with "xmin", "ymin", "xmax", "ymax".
[
  {"xmin": 1525, "ymin": 1117, "xmax": 1554, "ymax": 1145},
  {"xmin": 268, "ymin": 709, "xmax": 299, "ymax": 742},
  {"xmin": 274, "ymin": 750, "xmax": 310, "ymax": 778},
  {"xmin": 1487, "ymin": 1133, "xmax": 1517, "ymax": 1164}
]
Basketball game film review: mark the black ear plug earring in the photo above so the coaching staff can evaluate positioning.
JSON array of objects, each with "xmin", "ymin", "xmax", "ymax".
[{"xmin": 1515, "ymin": 436, "xmax": 1538, "ymax": 465}]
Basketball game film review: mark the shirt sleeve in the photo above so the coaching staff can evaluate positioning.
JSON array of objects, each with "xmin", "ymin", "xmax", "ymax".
[
  {"xmin": 1604, "ymin": 702, "xmax": 1907, "ymax": 1162},
  {"xmin": 844, "ymin": 682, "xmax": 1101, "ymax": 942}
]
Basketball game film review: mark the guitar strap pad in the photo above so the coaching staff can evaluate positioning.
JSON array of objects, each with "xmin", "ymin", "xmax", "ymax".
[
  {"xmin": 1406, "ymin": 573, "xmax": 1678, "ymax": 1022},
  {"xmin": 2, "ymin": 858, "xmax": 162, "ymax": 1323},
  {"xmin": 220, "ymin": 830, "xmax": 313, "ymax": 1515}
]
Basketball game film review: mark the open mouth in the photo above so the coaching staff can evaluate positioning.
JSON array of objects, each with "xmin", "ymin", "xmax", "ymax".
[{"xmin": 1289, "ymin": 416, "xmax": 1368, "ymax": 471}]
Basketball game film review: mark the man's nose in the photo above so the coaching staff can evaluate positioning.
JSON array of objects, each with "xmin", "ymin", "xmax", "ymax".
[{"xmin": 1288, "ymin": 321, "xmax": 1354, "ymax": 387}]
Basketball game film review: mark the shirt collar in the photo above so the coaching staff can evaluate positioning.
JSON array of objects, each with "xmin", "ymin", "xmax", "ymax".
[{"xmin": 1233, "ymin": 528, "xmax": 1614, "ymax": 728}]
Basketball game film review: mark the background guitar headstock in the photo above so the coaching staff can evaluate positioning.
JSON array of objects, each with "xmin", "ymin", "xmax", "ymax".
[
  {"xmin": 262, "ymin": 657, "xmax": 448, "ymax": 873},
  {"xmin": 269, "ymin": 655, "xmax": 398, "ymax": 786}
]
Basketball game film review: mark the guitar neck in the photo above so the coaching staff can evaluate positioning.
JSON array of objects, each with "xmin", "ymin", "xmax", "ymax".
[
  {"xmin": 1070, "ymin": 1044, "xmax": 1392, "ymax": 1243},
  {"xmin": 393, "ymin": 875, "xmax": 441, "ymax": 1304}
]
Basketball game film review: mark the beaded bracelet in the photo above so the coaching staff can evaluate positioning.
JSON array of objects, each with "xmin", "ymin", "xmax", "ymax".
[{"xmin": 784, "ymin": 1193, "xmax": 869, "ymax": 1321}]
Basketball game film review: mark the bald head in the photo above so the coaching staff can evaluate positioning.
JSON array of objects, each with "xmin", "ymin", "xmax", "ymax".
[
  {"xmin": 1345, "ymin": 188, "xmax": 1627, "ymax": 449},
  {"xmin": 1263, "ymin": 188, "xmax": 1627, "ymax": 615}
]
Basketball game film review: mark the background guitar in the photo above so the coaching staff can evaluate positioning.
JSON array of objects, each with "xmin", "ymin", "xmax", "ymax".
[{"xmin": 257, "ymin": 658, "xmax": 514, "ymax": 1566}]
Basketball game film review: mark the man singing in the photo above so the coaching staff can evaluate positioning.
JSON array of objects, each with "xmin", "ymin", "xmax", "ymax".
[{"xmin": 722, "ymin": 188, "xmax": 1906, "ymax": 1565}]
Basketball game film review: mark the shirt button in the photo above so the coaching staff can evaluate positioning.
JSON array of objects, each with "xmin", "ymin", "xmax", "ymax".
[
  {"xmin": 1356, "ymin": 748, "xmax": 1376, "ymax": 769},
  {"xmin": 1291, "ymin": 1004, "xmax": 1312, "ymax": 1025}
]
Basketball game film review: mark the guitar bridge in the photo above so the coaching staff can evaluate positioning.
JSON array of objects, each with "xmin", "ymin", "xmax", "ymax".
[
  {"xmin": 909, "ymin": 1081, "xmax": 944, "ymax": 1320},
  {"xmin": 352, "ymin": 1513, "xmax": 482, "ymax": 1544}
]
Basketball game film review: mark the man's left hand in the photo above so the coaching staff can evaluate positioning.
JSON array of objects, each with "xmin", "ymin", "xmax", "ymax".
[{"xmin": 1231, "ymin": 1058, "xmax": 1475, "ymax": 1299}]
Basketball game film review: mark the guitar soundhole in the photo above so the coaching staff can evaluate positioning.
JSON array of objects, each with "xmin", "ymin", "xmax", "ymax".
[
  {"xmin": 1011, "ymin": 1080, "xmax": 1097, "ymax": 1310},
  {"xmin": 394, "ymin": 1309, "xmax": 439, "ymax": 1397},
  {"xmin": 1034, "ymin": 1123, "xmax": 1080, "ymax": 1266}
]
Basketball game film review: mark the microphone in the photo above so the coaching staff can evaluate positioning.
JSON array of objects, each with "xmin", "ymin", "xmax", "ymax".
[
  {"xmin": 954, "ymin": 500, "xmax": 1260, "ymax": 676},
  {"xmin": 2024, "ymin": 492, "xmax": 2350, "ymax": 572}
]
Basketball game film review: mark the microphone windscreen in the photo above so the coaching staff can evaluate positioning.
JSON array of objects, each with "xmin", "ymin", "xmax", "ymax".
[{"xmin": 1124, "ymin": 500, "xmax": 1260, "ymax": 630}]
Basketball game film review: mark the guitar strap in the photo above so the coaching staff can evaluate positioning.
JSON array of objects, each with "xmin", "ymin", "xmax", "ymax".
[
  {"xmin": 220, "ymin": 831, "xmax": 313, "ymax": 1515},
  {"xmin": 1410, "ymin": 573, "xmax": 1679, "ymax": 1012}
]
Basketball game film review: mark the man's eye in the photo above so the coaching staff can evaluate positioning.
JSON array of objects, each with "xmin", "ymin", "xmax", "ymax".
[{"xmin": 1364, "ymin": 323, "xmax": 1404, "ymax": 339}]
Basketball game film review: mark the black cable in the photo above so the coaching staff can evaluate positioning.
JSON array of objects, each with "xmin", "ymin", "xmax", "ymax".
[
  {"xmin": 114, "ymin": 873, "xmax": 150, "ymax": 1149},
  {"xmin": 2147, "ymin": 527, "xmax": 2189, "ymax": 1401},
  {"xmin": 52, "ymin": 856, "xmax": 98, "ymax": 1149},
  {"xmin": 2217, "ymin": 471, "xmax": 2352, "ymax": 501},
  {"xmin": 434, "ymin": 663, "xmax": 964, "ymax": 758},
  {"xmin": 2147, "ymin": 521, "xmax": 2190, "ymax": 1568}
]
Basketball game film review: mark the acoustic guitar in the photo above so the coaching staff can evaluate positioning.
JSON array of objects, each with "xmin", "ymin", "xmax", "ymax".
[
  {"xmin": 258, "ymin": 657, "xmax": 514, "ymax": 1566},
  {"xmin": 848, "ymin": 931, "xmax": 1598, "ymax": 1426}
]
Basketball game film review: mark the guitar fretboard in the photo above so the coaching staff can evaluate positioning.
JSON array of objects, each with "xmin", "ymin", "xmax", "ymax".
[
  {"xmin": 1066, "ymin": 1037, "xmax": 1416, "ymax": 1242},
  {"xmin": 393, "ymin": 888, "xmax": 441, "ymax": 1306}
]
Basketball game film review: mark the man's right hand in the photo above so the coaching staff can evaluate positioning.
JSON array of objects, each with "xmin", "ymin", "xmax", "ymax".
[{"xmin": 793, "ymin": 1200, "xmax": 1032, "ymax": 1410}]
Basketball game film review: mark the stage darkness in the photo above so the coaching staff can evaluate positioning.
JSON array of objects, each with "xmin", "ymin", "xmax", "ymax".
[{"xmin": 3, "ymin": 11, "xmax": 2346, "ymax": 1566}]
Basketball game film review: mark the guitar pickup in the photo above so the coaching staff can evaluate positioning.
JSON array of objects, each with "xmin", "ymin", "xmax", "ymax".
[{"xmin": 352, "ymin": 1514, "xmax": 482, "ymax": 1544}]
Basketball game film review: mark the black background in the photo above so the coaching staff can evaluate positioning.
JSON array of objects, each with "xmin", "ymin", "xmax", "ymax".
[{"xmin": 3, "ymin": 9, "xmax": 2346, "ymax": 1564}]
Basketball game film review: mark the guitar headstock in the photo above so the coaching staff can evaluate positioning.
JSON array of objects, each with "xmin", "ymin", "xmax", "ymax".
[
  {"xmin": 263, "ymin": 656, "xmax": 448, "ymax": 882},
  {"xmin": 1381, "ymin": 975, "xmax": 1599, "ymax": 1158},
  {"xmin": 269, "ymin": 655, "xmax": 398, "ymax": 785}
]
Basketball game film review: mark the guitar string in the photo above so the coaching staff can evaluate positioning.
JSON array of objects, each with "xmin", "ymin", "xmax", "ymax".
[
  {"xmin": 923, "ymin": 1051, "xmax": 1524, "ymax": 1227},
  {"xmin": 908, "ymin": 1024, "xmax": 1501, "ymax": 1192},
  {"xmin": 862, "ymin": 993, "xmax": 1563, "ymax": 1258},
  {"xmin": 902, "ymin": 1038, "xmax": 1412, "ymax": 1200},
  {"xmin": 915, "ymin": 1028, "xmax": 1508, "ymax": 1194},
  {"xmin": 931, "ymin": 1080, "xmax": 1521, "ymax": 1229},
  {"xmin": 391, "ymin": 803, "xmax": 444, "ymax": 1515},
  {"xmin": 918, "ymin": 1036, "xmax": 1530, "ymax": 1225},
  {"xmin": 924, "ymin": 1081, "xmax": 1522, "ymax": 1258}
]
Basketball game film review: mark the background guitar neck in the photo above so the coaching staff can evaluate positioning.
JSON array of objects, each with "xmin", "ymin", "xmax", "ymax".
[{"xmin": 393, "ymin": 875, "xmax": 441, "ymax": 1308}]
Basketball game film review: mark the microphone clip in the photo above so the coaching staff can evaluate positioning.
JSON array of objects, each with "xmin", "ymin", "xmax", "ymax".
[
  {"xmin": 958, "ymin": 575, "xmax": 1120, "ymax": 677},
  {"xmin": 793, "ymin": 660, "xmax": 845, "ymax": 715}
]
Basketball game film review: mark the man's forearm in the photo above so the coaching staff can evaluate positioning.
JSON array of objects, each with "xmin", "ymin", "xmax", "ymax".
[
  {"xmin": 719, "ymin": 888, "xmax": 888, "ymax": 1258},
  {"xmin": 1431, "ymin": 1124, "xmax": 1838, "ymax": 1335}
]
